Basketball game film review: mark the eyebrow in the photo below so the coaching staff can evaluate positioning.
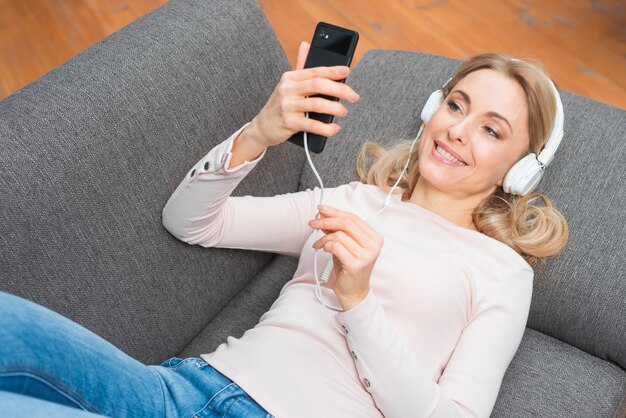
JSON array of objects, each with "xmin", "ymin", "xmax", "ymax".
[{"xmin": 451, "ymin": 89, "xmax": 513, "ymax": 133}]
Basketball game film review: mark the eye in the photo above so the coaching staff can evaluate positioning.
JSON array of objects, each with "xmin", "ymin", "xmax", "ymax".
[
  {"xmin": 484, "ymin": 126, "xmax": 500, "ymax": 139},
  {"xmin": 447, "ymin": 100, "xmax": 461, "ymax": 112}
]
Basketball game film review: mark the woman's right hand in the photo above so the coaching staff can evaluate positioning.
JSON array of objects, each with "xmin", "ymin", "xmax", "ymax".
[{"xmin": 245, "ymin": 41, "xmax": 361, "ymax": 148}]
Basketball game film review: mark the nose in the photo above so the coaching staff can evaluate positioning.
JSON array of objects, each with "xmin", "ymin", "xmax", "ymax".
[{"xmin": 447, "ymin": 117, "xmax": 471, "ymax": 145}]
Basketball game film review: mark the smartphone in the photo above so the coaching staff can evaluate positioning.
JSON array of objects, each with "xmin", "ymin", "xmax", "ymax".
[{"xmin": 287, "ymin": 22, "xmax": 359, "ymax": 154}]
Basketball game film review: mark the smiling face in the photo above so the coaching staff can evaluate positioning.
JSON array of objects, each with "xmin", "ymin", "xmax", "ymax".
[{"xmin": 416, "ymin": 68, "xmax": 531, "ymax": 200}]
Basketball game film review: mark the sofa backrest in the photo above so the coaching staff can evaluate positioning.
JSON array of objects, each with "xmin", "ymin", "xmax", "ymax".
[
  {"xmin": 298, "ymin": 49, "xmax": 626, "ymax": 372},
  {"xmin": 0, "ymin": 0, "xmax": 299, "ymax": 364}
]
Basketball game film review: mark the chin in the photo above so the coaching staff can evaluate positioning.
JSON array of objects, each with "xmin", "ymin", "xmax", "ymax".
[
  {"xmin": 418, "ymin": 163, "xmax": 459, "ymax": 193},
  {"xmin": 418, "ymin": 162, "xmax": 486, "ymax": 199}
]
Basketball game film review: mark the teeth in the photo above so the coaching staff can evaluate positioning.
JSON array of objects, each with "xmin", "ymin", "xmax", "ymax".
[{"xmin": 436, "ymin": 145, "xmax": 467, "ymax": 166}]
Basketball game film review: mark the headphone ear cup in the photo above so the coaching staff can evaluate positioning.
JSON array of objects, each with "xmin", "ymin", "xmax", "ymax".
[
  {"xmin": 421, "ymin": 90, "xmax": 444, "ymax": 123},
  {"xmin": 503, "ymin": 154, "xmax": 544, "ymax": 196}
]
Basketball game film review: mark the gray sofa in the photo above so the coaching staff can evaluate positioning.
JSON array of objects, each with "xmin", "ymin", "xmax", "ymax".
[{"xmin": 1, "ymin": 0, "xmax": 625, "ymax": 416}]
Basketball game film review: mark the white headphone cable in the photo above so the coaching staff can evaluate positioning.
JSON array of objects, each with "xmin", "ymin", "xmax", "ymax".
[
  {"xmin": 303, "ymin": 110, "xmax": 345, "ymax": 334},
  {"xmin": 303, "ymin": 107, "xmax": 425, "ymax": 335},
  {"xmin": 312, "ymin": 122, "xmax": 425, "ymax": 288}
]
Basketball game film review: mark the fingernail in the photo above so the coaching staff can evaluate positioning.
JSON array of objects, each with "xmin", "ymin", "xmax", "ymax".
[
  {"xmin": 352, "ymin": 93, "xmax": 360, "ymax": 102},
  {"xmin": 337, "ymin": 66, "xmax": 349, "ymax": 75}
]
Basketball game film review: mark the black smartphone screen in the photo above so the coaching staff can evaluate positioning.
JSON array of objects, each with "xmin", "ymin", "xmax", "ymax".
[{"xmin": 286, "ymin": 22, "xmax": 359, "ymax": 154}]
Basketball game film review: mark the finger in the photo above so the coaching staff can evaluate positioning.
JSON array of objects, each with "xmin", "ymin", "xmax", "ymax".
[
  {"xmin": 292, "ymin": 116, "xmax": 342, "ymax": 138},
  {"xmin": 294, "ymin": 77, "xmax": 359, "ymax": 104},
  {"xmin": 288, "ymin": 65, "xmax": 352, "ymax": 83},
  {"xmin": 318, "ymin": 206, "xmax": 381, "ymax": 243},
  {"xmin": 314, "ymin": 230, "xmax": 365, "ymax": 258},
  {"xmin": 311, "ymin": 211, "xmax": 338, "ymax": 235},
  {"xmin": 311, "ymin": 215, "xmax": 377, "ymax": 250},
  {"xmin": 321, "ymin": 241, "xmax": 355, "ymax": 271},
  {"xmin": 288, "ymin": 97, "xmax": 349, "ymax": 118},
  {"xmin": 295, "ymin": 41, "xmax": 310, "ymax": 70}
]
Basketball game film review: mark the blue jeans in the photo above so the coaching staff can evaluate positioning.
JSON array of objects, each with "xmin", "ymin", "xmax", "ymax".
[{"xmin": 0, "ymin": 291, "xmax": 274, "ymax": 417}]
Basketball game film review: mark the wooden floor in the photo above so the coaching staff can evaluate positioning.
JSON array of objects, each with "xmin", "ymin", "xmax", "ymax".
[{"xmin": 0, "ymin": 0, "xmax": 624, "ymax": 109}]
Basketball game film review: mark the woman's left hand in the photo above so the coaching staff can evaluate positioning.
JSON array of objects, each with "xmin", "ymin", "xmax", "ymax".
[{"xmin": 308, "ymin": 205, "xmax": 384, "ymax": 310}]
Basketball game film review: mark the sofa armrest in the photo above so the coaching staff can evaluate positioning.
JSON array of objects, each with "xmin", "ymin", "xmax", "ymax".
[{"xmin": 0, "ymin": 0, "xmax": 304, "ymax": 364}]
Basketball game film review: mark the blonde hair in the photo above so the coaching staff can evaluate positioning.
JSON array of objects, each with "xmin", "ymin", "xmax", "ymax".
[{"xmin": 355, "ymin": 53, "xmax": 569, "ymax": 267}]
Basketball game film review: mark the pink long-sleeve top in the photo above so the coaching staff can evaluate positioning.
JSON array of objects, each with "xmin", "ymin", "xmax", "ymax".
[{"xmin": 162, "ymin": 123, "xmax": 534, "ymax": 418}]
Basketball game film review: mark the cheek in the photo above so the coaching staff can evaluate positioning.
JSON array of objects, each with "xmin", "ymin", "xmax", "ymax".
[
  {"xmin": 475, "ymin": 147, "xmax": 516, "ymax": 181},
  {"xmin": 416, "ymin": 125, "xmax": 432, "ymax": 156},
  {"xmin": 417, "ymin": 133, "xmax": 427, "ymax": 156},
  {"xmin": 417, "ymin": 135, "xmax": 432, "ymax": 168}
]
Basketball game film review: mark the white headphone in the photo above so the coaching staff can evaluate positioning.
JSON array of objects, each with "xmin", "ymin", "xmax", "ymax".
[{"xmin": 420, "ymin": 59, "xmax": 564, "ymax": 196}]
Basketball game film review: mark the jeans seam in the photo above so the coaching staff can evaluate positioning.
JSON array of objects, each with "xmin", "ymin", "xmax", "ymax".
[
  {"xmin": 223, "ymin": 387, "xmax": 274, "ymax": 418},
  {"xmin": 222, "ymin": 392, "xmax": 238, "ymax": 417},
  {"xmin": 192, "ymin": 382, "xmax": 235, "ymax": 417},
  {"xmin": 147, "ymin": 366, "xmax": 169, "ymax": 418},
  {"xmin": 0, "ymin": 367, "xmax": 101, "ymax": 414}
]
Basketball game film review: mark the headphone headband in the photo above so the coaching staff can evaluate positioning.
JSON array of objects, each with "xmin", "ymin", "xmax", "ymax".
[
  {"xmin": 510, "ymin": 58, "xmax": 564, "ymax": 168},
  {"xmin": 536, "ymin": 78, "xmax": 564, "ymax": 167}
]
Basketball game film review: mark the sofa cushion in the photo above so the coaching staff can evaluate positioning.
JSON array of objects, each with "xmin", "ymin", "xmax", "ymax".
[
  {"xmin": 297, "ymin": 49, "xmax": 626, "ymax": 373},
  {"xmin": 494, "ymin": 328, "xmax": 626, "ymax": 417},
  {"xmin": 178, "ymin": 254, "xmax": 300, "ymax": 357},
  {"xmin": 524, "ymin": 91, "xmax": 626, "ymax": 371},
  {"xmin": 0, "ymin": 0, "xmax": 301, "ymax": 364}
]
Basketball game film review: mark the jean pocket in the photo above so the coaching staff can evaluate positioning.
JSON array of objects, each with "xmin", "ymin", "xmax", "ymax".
[
  {"xmin": 160, "ymin": 357, "xmax": 182, "ymax": 368},
  {"xmin": 161, "ymin": 357, "xmax": 208, "ymax": 369}
]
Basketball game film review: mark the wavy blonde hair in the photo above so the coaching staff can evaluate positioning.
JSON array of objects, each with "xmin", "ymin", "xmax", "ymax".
[{"xmin": 355, "ymin": 53, "xmax": 569, "ymax": 266}]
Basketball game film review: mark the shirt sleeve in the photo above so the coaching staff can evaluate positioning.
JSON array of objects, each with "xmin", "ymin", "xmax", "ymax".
[
  {"xmin": 333, "ymin": 269, "xmax": 533, "ymax": 418},
  {"xmin": 162, "ymin": 122, "xmax": 332, "ymax": 258}
]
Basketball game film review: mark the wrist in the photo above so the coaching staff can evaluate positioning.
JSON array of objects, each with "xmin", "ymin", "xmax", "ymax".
[
  {"xmin": 244, "ymin": 117, "xmax": 269, "ymax": 149},
  {"xmin": 335, "ymin": 288, "xmax": 370, "ymax": 311},
  {"xmin": 228, "ymin": 123, "xmax": 267, "ymax": 170},
  {"xmin": 238, "ymin": 122, "xmax": 262, "ymax": 148}
]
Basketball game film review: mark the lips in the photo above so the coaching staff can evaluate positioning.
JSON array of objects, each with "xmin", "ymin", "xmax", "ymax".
[{"xmin": 433, "ymin": 140, "xmax": 468, "ymax": 166}]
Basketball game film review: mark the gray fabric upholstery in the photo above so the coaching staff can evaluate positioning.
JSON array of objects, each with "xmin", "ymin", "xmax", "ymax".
[
  {"xmin": 178, "ymin": 254, "xmax": 299, "ymax": 357},
  {"xmin": 526, "ymin": 93, "xmax": 626, "ymax": 370},
  {"xmin": 495, "ymin": 328, "xmax": 626, "ymax": 417},
  {"xmin": 0, "ymin": 0, "xmax": 624, "ymax": 416},
  {"xmin": 0, "ymin": 0, "xmax": 300, "ymax": 365}
]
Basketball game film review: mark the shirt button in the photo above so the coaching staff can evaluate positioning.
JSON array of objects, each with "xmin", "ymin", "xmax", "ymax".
[
  {"xmin": 351, "ymin": 350, "xmax": 357, "ymax": 360},
  {"xmin": 341, "ymin": 325, "xmax": 349, "ymax": 334},
  {"xmin": 363, "ymin": 378, "xmax": 370, "ymax": 388}
]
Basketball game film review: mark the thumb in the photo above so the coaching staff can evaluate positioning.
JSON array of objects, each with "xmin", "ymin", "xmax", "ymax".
[{"xmin": 295, "ymin": 41, "xmax": 310, "ymax": 70}]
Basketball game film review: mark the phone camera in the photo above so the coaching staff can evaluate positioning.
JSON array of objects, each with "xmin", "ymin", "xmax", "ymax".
[{"xmin": 320, "ymin": 30, "xmax": 329, "ymax": 39}]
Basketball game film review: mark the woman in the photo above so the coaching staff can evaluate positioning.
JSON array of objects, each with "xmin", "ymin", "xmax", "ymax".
[{"xmin": 0, "ymin": 41, "xmax": 568, "ymax": 417}]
